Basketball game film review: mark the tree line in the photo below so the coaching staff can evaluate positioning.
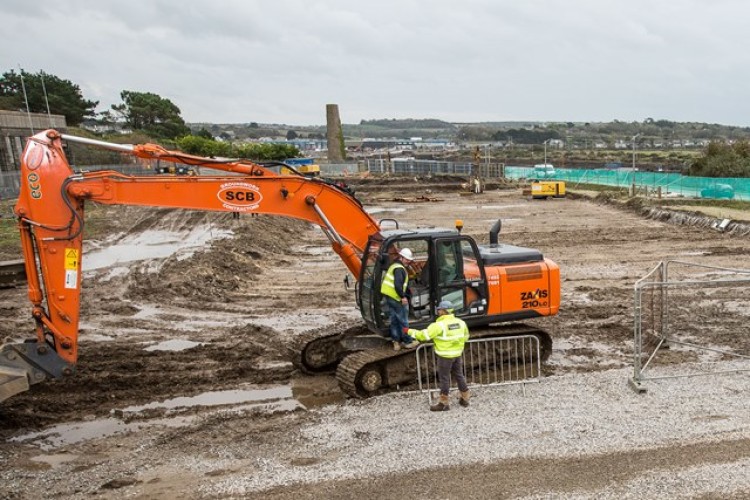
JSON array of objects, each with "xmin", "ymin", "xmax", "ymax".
[
  {"xmin": 688, "ymin": 141, "xmax": 750, "ymax": 178},
  {"xmin": 0, "ymin": 69, "xmax": 297, "ymax": 160}
]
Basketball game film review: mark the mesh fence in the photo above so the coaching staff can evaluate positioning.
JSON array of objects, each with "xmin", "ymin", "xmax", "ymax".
[{"xmin": 505, "ymin": 166, "xmax": 750, "ymax": 201}]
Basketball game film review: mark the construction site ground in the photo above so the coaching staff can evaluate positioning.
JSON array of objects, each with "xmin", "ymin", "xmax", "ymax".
[{"xmin": 1, "ymin": 177, "xmax": 749, "ymax": 499}]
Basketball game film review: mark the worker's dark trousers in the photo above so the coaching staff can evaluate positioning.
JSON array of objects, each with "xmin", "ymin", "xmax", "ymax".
[{"xmin": 436, "ymin": 355, "xmax": 468, "ymax": 396}]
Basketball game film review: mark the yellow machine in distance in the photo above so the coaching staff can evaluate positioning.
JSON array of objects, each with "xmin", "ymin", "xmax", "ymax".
[
  {"xmin": 282, "ymin": 158, "xmax": 321, "ymax": 177},
  {"xmin": 528, "ymin": 180, "xmax": 566, "ymax": 199}
]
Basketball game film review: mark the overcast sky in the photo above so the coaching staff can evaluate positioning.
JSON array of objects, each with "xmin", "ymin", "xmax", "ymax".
[{"xmin": 3, "ymin": 0, "xmax": 750, "ymax": 126}]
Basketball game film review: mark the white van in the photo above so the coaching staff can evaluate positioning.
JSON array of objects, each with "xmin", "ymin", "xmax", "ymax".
[{"xmin": 533, "ymin": 164, "xmax": 556, "ymax": 178}]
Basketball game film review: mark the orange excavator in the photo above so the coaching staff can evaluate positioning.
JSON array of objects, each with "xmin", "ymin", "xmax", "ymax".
[{"xmin": 0, "ymin": 130, "xmax": 560, "ymax": 402}]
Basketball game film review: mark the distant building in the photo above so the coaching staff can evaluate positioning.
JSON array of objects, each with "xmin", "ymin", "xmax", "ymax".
[
  {"xmin": 80, "ymin": 119, "xmax": 132, "ymax": 135},
  {"xmin": 360, "ymin": 138, "xmax": 415, "ymax": 150}
]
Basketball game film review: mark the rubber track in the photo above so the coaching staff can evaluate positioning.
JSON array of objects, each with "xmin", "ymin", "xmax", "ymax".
[
  {"xmin": 336, "ymin": 322, "xmax": 552, "ymax": 398},
  {"xmin": 336, "ymin": 347, "xmax": 398, "ymax": 398},
  {"xmin": 288, "ymin": 322, "xmax": 370, "ymax": 374}
]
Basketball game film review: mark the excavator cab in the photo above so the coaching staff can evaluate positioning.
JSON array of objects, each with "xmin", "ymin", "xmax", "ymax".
[{"xmin": 357, "ymin": 229, "xmax": 490, "ymax": 333}]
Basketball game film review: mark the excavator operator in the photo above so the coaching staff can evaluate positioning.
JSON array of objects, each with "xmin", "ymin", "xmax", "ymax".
[{"xmin": 380, "ymin": 246, "xmax": 419, "ymax": 351}]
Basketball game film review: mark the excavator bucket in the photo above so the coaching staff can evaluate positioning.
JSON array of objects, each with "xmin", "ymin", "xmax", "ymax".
[
  {"xmin": 0, "ymin": 365, "xmax": 30, "ymax": 402},
  {"xmin": 0, "ymin": 342, "xmax": 71, "ymax": 402}
]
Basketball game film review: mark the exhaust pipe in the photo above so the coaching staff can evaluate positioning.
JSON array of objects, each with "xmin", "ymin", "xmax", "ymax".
[{"xmin": 489, "ymin": 219, "xmax": 502, "ymax": 246}]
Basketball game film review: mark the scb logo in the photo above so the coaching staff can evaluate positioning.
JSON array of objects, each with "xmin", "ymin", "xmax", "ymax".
[{"xmin": 217, "ymin": 183, "xmax": 262, "ymax": 209}]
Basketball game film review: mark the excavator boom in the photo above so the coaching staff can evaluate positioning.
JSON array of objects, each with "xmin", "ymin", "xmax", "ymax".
[{"xmin": 1, "ymin": 129, "xmax": 380, "ymax": 402}]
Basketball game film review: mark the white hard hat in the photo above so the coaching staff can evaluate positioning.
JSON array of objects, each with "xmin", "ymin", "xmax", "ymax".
[{"xmin": 399, "ymin": 248, "xmax": 414, "ymax": 261}]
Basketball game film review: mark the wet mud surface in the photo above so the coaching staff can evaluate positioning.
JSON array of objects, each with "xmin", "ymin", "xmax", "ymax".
[{"xmin": 0, "ymin": 177, "xmax": 748, "ymax": 497}]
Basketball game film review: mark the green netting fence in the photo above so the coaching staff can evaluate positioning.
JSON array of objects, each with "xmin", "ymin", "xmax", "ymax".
[{"xmin": 505, "ymin": 166, "xmax": 750, "ymax": 201}]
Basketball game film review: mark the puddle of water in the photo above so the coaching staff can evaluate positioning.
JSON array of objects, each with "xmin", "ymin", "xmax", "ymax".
[
  {"xmin": 10, "ymin": 416, "xmax": 196, "ymax": 451},
  {"xmin": 10, "ymin": 385, "xmax": 301, "ymax": 451},
  {"xmin": 122, "ymin": 386, "xmax": 293, "ymax": 413},
  {"xmin": 83, "ymin": 225, "xmax": 233, "ymax": 271},
  {"xmin": 143, "ymin": 339, "xmax": 204, "ymax": 352},
  {"xmin": 12, "ymin": 418, "xmax": 132, "ymax": 450}
]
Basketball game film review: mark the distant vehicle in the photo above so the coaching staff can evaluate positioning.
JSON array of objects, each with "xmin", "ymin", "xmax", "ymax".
[
  {"xmin": 282, "ymin": 158, "xmax": 320, "ymax": 177},
  {"xmin": 700, "ymin": 184, "xmax": 735, "ymax": 200},
  {"xmin": 533, "ymin": 164, "xmax": 556, "ymax": 178},
  {"xmin": 529, "ymin": 180, "xmax": 566, "ymax": 199},
  {"xmin": 604, "ymin": 162, "xmax": 623, "ymax": 169}
]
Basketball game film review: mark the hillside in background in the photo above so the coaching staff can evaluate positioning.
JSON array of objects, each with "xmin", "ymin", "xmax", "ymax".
[{"xmin": 188, "ymin": 118, "xmax": 750, "ymax": 145}]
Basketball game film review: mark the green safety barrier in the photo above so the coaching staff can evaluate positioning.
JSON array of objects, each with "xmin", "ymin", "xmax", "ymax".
[{"xmin": 506, "ymin": 166, "xmax": 748, "ymax": 201}]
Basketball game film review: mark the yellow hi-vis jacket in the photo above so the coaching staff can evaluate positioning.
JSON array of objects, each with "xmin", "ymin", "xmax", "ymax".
[
  {"xmin": 408, "ymin": 314, "xmax": 469, "ymax": 358},
  {"xmin": 380, "ymin": 262, "xmax": 408, "ymax": 301}
]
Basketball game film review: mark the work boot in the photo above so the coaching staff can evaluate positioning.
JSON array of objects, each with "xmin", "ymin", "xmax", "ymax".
[
  {"xmin": 403, "ymin": 340, "xmax": 419, "ymax": 349},
  {"xmin": 459, "ymin": 391, "xmax": 470, "ymax": 408},
  {"xmin": 392, "ymin": 341, "xmax": 401, "ymax": 351},
  {"xmin": 430, "ymin": 395, "xmax": 450, "ymax": 412}
]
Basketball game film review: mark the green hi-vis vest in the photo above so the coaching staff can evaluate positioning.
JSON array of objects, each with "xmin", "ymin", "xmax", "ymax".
[
  {"xmin": 409, "ymin": 314, "xmax": 469, "ymax": 358},
  {"xmin": 380, "ymin": 262, "xmax": 408, "ymax": 300}
]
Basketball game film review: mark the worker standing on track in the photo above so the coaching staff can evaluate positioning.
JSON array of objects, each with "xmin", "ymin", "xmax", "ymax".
[
  {"xmin": 381, "ymin": 247, "xmax": 419, "ymax": 351},
  {"xmin": 406, "ymin": 300, "xmax": 470, "ymax": 411}
]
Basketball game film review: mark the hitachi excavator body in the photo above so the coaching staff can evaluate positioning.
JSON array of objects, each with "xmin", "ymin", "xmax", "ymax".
[{"xmin": 0, "ymin": 130, "xmax": 560, "ymax": 402}]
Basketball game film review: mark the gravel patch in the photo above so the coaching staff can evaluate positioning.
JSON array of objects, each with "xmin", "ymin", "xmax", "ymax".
[{"xmin": 205, "ymin": 362, "xmax": 750, "ymax": 497}]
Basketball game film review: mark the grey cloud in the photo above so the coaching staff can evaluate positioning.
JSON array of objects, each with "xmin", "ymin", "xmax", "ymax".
[{"xmin": 2, "ymin": 0, "xmax": 750, "ymax": 124}]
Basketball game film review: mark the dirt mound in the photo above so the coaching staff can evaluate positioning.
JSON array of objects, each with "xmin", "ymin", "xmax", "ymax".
[
  {"xmin": 119, "ymin": 211, "xmax": 310, "ymax": 304},
  {"xmin": 592, "ymin": 194, "xmax": 750, "ymax": 237}
]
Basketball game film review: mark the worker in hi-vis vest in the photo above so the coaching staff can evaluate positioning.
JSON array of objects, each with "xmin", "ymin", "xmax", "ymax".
[
  {"xmin": 381, "ymin": 247, "xmax": 419, "ymax": 351},
  {"xmin": 406, "ymin": 300, "xmax": 470, "ymax": 411}
]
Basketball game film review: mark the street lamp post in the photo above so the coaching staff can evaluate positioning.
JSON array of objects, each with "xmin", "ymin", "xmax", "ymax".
[
  {"xmin": 631, "ymin": 133, "xmax": 641, "ymax": 196},
  {"xmin": 543, "ymin": 139, "xmax": 551, "ymax": 166},
  {"xmin": 631, "ymin": 133, "xmax": 641, "ymax": 170}
]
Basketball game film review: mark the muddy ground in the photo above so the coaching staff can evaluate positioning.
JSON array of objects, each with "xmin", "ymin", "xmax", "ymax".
[{"xmin": 0, "ymin": 177, "xmax": 749, "ymax": 498}]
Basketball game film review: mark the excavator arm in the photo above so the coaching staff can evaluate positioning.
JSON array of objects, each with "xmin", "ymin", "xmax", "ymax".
[{"xmin": 0, "ymin": 129, "xmax": 380, "ymax": 401}]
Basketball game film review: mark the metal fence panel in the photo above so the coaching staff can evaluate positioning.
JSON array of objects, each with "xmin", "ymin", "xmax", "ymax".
[
  {"xmin": 362, "ymin": 159, "xmax": 479, "ymax": 176},
  {"xmin": 415, "ymin": 335, "xmax": 542, "ymax": 403},
  {"xmin": 631, "ymin": 260, "xmax": 750, "ymax": 392}
]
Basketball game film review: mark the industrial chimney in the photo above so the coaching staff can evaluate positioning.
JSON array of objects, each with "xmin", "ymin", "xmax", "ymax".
[{"xmin": 326, "ymin": 104, "xmax": 346, "ymax": 162}]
